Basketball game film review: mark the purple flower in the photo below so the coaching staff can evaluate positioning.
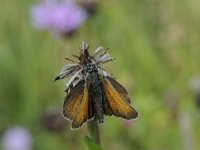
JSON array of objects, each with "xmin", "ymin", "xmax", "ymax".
[
  {"xmin": 1, "ymin": 126, "xmax": 33, "ymax": 150},
  {"xmin": 31, "ymin": 0, "xmax": 87, "ymax": 35}
]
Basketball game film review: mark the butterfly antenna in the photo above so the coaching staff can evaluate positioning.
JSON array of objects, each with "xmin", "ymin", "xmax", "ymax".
[
  {"xmin": 72, "ymin": 54, "xmax": 80, "ymax": 60},
  {"xmin": 65, "ymin": 57, "xmax": 78, "ymax": 63}
]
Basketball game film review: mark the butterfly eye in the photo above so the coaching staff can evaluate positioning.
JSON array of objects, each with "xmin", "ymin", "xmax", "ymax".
[{"xmin": 87, "ymin": 64, "xmax": 98, "ymax": 73}]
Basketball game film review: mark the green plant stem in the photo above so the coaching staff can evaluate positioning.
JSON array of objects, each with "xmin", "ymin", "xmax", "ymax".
[{"xmin": 87, "ymin": 119, "xmax": 100, "ymax": 145}]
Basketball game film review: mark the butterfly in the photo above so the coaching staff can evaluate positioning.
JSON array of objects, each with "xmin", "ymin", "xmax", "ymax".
[
  {"xmin": 62, "ymin": 63, "xmax": 138, "ymax": 129},
  {"xmin": 55, "ymin": 42, "xmax": 138, "ymax": 129}
]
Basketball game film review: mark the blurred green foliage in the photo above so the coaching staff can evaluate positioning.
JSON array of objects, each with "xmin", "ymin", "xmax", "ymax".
[
  {"xmin": 0, "ymin": 0, "xmax": 200, "ymax": 150},
  {"xmin": 84, "ymin": 136, "xmax": 103, "ymax": 150}
]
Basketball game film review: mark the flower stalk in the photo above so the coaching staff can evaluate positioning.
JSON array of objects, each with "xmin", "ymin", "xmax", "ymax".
[{"xmin": 87, "ymin": 119, "xmax": 100, "ymax": 145}]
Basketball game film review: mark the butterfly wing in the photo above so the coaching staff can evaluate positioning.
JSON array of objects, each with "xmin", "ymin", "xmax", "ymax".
[
  {"xmin": 72, "ymin": 80, "xmax": 90, "ymax": 128},
  {"xmin": 106, "ymin": 76, "xmax": 131, "ymax": 104},
  {"xmin": 63, "ymin": 80, "xmax": 90, "ymax": 129},
  {"xmin": 62, "ymin": 80, "xmax": 85, "ymax": 120},
  {"xmin": 101, "ymin": 76, "xmax": 138, "ymax": 120}
]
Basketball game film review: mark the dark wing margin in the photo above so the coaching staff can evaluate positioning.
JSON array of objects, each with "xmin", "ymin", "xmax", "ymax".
[{"xmin": 101, "ymin": 76, "xmax": 138, "ymax": 120}]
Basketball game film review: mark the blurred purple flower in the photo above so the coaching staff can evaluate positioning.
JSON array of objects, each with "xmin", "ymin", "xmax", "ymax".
[
  {"xmin": 31, "ymin": 0, "xmax": 87, "ymax": 35},
  {"xmin": 1, "ymin": 126, "xmax": 33, "ymax": 150}
]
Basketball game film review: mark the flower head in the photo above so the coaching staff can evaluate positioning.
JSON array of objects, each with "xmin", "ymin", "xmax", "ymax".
[
  {"xmin": 55, "ymin": 41, "xmax": 113, "ymax": 93},
  {"xmin": 40, "ymin": 109, "xmax": 67, "ymax": 132},
  {"xmin": 31, "ymin": 0, "xmax": 87, "ymax": 35},
  {"xmin": 1, "ymin": 126, "xmax": 33, "ymax": 150}
]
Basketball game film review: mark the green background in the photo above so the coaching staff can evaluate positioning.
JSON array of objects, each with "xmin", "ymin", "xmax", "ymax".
[{"xmin": 0, "ymin": 0, "xmax": 200, "ymax": 149}]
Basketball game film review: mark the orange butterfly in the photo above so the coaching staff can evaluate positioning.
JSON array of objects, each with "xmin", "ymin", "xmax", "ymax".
[{"xmin": 62, "ymin": 63, "xmax": 138, "ymax": 129}]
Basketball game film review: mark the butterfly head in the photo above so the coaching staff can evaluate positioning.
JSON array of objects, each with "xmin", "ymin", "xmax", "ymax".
[{"xmin": 85, "ymin": 63, "xmax": 98, "ymax": 73}]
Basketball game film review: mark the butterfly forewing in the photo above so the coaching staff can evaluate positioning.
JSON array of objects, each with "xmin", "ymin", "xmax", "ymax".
[
  {"xmin": 106, "ymin": 76, "xmax": 131, "ymax": 104},
  {"xmin": 62, "ymin": 80, "xmax": 85, "ymax": 121},
  {"xmin": 72, "ymin": 80, "xmax": 90, "ymax": 128},
  {"xmin": 101, "ymin": 76, "xmax": 138, "ymax": 120}
]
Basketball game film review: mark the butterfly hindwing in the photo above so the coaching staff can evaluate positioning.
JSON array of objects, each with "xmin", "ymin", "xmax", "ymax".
[{"xmin": 101, "ymin": 76, "xmax": 138, "ymax": 120}]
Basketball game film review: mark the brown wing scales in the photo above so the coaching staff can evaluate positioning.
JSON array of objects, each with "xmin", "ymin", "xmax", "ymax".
[
  {"xmin": 63, "ymin": 80, "xmax": 90, "ymax": 129},
  {"xmin": 62, "ymin": 80, "xmax": 85, "ymax": 120},
  {"xmin": 106, "ymin": 76, "xmax": 131, "ymax": 103},
  {"xmin": 101, "ymin": 77, "xmax": 138, "ymax": 120},
  {"xmin": 72, "ymin": 81, "xmax": 89, "ymax": 128}
]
